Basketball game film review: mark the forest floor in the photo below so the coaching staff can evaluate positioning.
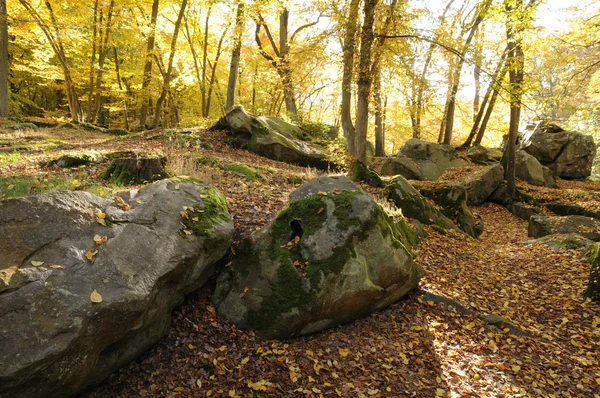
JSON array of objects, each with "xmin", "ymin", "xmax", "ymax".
[{"xmin": 1, "ymin": 124, "xmax": 599, "ymax": 397}]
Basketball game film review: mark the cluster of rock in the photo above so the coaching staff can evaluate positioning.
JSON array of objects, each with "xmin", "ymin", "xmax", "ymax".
[
  {"xmin": 1, "ymin": 175, "xmax": 426, "ymax": 397},
  {"xmin": 216, "ymin": 105, "xmax": 333, "ymax": 169}
]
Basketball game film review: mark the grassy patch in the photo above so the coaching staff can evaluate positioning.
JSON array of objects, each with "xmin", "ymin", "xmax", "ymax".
[
  {"xmin": 223, "ymin": 162, "xmax": 261, "ymax": 181},
  {"xmin": 0, "ymin": 174, "xmax": 120, "ymax": 200},
  {"xmin": 0, "ymin": 152, "xmax": 22, "ymax": 165}
]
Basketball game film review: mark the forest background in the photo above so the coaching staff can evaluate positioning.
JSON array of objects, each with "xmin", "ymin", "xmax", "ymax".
[{"xmin": 3, "ymin": 0, "xmax": 600, "ymax": 157}]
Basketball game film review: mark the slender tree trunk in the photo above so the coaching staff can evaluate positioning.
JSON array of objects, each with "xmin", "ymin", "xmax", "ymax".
[
  {"xmin": 505, "ymin": 0, "xmax": 525, "ymax": 203},
  {"xmin": 383, "ymin": 95, "xmax": 387, "ymax": 151},
  {"xmin": 412, "ymin": 0, "xmax": 455, "ymax": 138},
  {"xmin": 92, "ymin": 0, "xmax": 115, "ymax": 123},
  {"xmin": 374, "ymin": 69, "xmax": 385, "ymax": 156},
  {"xmin": 152, "ymin": 0, "xmax": 187, "ymax": 129},
  {"xmin": 226, "ymin": 1, "xmax": 244, "ymax": 110},
  {"xmin": 442, "ymin": 0, "xmax": 493, "ymax": 145},
  {"xmin": 205, "ymin": 29, "xmax": 228, "ymax": 117},
  {"xmin": 354, "ymin": 0, "xmax": 378, "ymax": 163},
  {"xmin": 0, "ymin": 0, "xmax": 7, "ymax": 117},
  {"xmin": 201, "ymin": 5, "xmax": 212, "ymax": 117},
  {"xmin": 278, "ymin": 9, "xmax": 297, "ymax": 115},
  {"xmin": 183, "ymin": 11, "xmax": 203, "ymax": 116},
  {"xmin": 86, "ymin": 0, "xmax": 99, "ymax": 122},
  {"xmin": 113, "ymin": 46, "xmax": 128, "ymax": 130},
  {"xmin": 461, "ymin": 46, "xmax": 508, "ymax": 147},
  {"xmin": 474, "ymin": 60, "xmax": 509, "ymax": 145},
  {"xmin": 139, "ymin": 0, "xmax": 159, "ymax": 129},
  {"xmin": 473, "ymin": 25, "xmax": 483, "ymax": 122},
  {"xmin": 340, "ymin": 0, "xmax": 360, "ymax": 155}
]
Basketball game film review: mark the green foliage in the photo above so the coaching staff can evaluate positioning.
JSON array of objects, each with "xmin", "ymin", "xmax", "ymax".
[
  {"xmin": 223, "ymin": 163, "xmax": 261, "ymax": 181},
  {"xmin": 0, "ymin": 174, "xmax": 118, "ymax": 199}
]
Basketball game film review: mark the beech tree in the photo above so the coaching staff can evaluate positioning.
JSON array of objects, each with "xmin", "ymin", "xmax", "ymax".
[{"xmin": 0, "ymin": 0, "xmax": 7, "ymax": 117}]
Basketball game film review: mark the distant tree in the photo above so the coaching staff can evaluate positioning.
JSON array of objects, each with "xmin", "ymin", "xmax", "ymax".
[
  {"xmin": 0, "ymin": 0, "xmax": 7, "ymax": 117},
  {"xmin": 226, "ymin": 1, "xmax": 244, "ymax": 111}
]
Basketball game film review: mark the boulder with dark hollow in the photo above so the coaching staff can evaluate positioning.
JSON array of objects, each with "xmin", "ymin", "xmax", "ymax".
[
  {"xmin": 222, "ymin": 105, "xmax": 330, "ymax": 169},
  {"xmin": 0, "ymin": 177, "xmax": 233, "ymax": 398},
  {"xmin": 213, "ymin": 176, "xmax": 423, "ymax": 339},
  {"xmin": 528, "ymin": 215, "xmax": 600, "ymax": 241},
  {"xmin": 381, "ymin": 138, "xmax": 464, "ymax": 180}
]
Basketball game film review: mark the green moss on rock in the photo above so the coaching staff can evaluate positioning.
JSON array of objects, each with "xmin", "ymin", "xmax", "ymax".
[{"xmin": 182, "ymin": 187, "xmax": 231, "ymax": 236}]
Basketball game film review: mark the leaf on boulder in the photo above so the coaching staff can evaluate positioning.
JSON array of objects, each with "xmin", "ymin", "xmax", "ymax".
[
  {"xmin": 85, "ymin": 249, "xmax": 99, "ymax": 263},
  {"xmin": 31, "ymin": 261, "xmax": 44, "ymax": 267},
  {"xmin": 90, "ymin": 289, "xmax": 103, "ymax": 303}
]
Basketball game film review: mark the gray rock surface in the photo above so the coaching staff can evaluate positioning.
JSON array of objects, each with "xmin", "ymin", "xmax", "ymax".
[
  {"xmin": 519, "ymin": 121, "xmax": 596, "ymax": 179},
  {"xmin": 213, "ymin": 176, "xmax": 423, "ymax": 339},
  {"xmin": 528, "ymin": 215, "xmax": 600, "ymax": 241},
  {"xmin": 513, "ymin": 150, "xmax": 557, "ymax": 187},
  {"xmin": 0, "ymin": 178, "xmax": 233, "ymax": 398},
  {"xmin": 225, "ymin": 105, "xmax": 330, "ymax": 169},
  {"xmin": 381, "ymin": 138, "xmax": 464, "ymax": 180},
  {"xmin": 509, "ymin": 202, "xmax": 542, "ymax": 221},
  {"xmin": 461, "ymin": 164, "xmax": 504, "ymax": 205}
]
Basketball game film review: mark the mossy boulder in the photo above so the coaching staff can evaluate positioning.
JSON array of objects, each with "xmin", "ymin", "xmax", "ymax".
[
  {"xmin": 528, "ymin": 215, "xmax": 600, "ymax": 241},
  {"xmin": 386, "ymin": 175, "xmax": 457, "ymax": 232},
  {"xmin": 0, "ymin": 178, "xmax": 233, "ymax": 397},
  {"xmin": 348, "ymin": 160, "xmax": 384, "ymax": 188},
  {"xmin": 50, "ymin": 152, "xmax": 104, "ymax": 168},
  {"xmin": 381, "ymin": 138, "xmax": 464, "ymax": 180},
  {"xmin": 467, "ymin": 145, "xmax": 490, "ymax": 164},
  {"xmin": 585, "ymin": 243, "xmax": 600, "ymax": 301},
  {"xmin": 223, "ymin": 105, "xmax": 330, "ymax": 169},
  {"xmin": 526, "ymin": 233, "xmax": 594, "ymax": 251},
  {"xmin": 504, "ymin": 150, "xmax": 557, "ymax": 188},
  {"xmin": 213, "ymin": 176, "xmax": 424, "ymax": 339},
  {"xmin": 419, "ymin": 183, "xmax": 483, "ymax": 238}
]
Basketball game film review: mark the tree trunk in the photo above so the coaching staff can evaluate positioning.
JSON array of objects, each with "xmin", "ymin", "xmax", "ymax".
[
  {"xmin": 505, "ymin": 0, "xmax": 525, "ymax": 203},
  {"xmin": 92, "ymin": 0, "xmax": 115, "ymax": 124},
  {"xmin": 226, "ymin": 1, "xmax": 244, "ymax": 110},
  {"xmin": 411, "ymin": 0, "xmax": 455, "ymax": 138},
  {"xmin": 461, "ymin": 46, "xmax": 508, "ymax": 148},
  {"xmin": 139, "ymin": 0, "xmax": 159, "ymax": 129},
  {"xmin": 0, "ymin": 0, "xmax": 7, "ymax": 117},
  {"xmin": 441, "ymin": 0, "xmax": 492, "ymax": 145},
  {"xmin": 152, "ymin": 0, "xmax": 187, "ymax": 129},
  {"xmin": 205, "ymin": 28, "xmax": 228, "ymax": 117},
  {"xmin": 474, "ymin": 61, "xmax": 509, "ymax": 145},
  {"xmin": 354, "ymin": 0, "xmax": 378, "ymax": 163},
  {"xmin": 340, "ymin": 0, "xmax": 360, "ymax": 156},
  {"xmin": 113, "ymin": 46, "xmax": 128, "ymax": 130},
  {"xmin": 374, "ymin": 69, "xmax": 385, "ymax": 156},
  {"xmin": 86, "ymin": 0, "xmax": 99, "ymax": 122},
  {"xmin": 473, "ymin": 24, "xmax": 483, "ymax": 122},
  {"xmin": 201, "ymin": 5, "xmax": 212, "ymax": 117}
]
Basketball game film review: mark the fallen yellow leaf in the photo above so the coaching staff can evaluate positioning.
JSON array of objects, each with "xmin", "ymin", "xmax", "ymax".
[
  {"xmin": 31, "ymin": 261, "xmax": 44, "ymax": 267},
  {"xmin": 90, "ymin": 289, "xmax": 103, "ymax": 303}
]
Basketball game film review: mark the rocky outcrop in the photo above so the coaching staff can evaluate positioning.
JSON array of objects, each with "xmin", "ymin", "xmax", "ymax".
[
  {"xmin": 419, "ymin": 184, "xmax": 483, "ymax": 238},
  {"xmin": 509, "ymin": 202, "xmax": 542, "ymax": 221},
  {"xmin": 511, "ymin": 150, "xmax": 557, "ymax": 187},
  {"xmin": 519, "ymin": 121, "xmax": 596, "ymax": 179},
  {"xmin": 585, "ymin": 243, "xmax": 600, "ymax": 301},
  {"xmin": 0, "ymin": 177, "xmax": 233, "ymax": 398},
  {"xmin": 528, "ymin": 215, "xmax": 600, "ymax": 241},
  {"xmin": 381, "ymin": 138, "xmax": 464, "ymax": 180},
  {"xmin": 461, "ymin": 164, "xmax": 504, "ymax": 206},
  {"xmin": 213, "ymin": 176, "xmax": 423, "ymax": 339},
  {"xmin": 545, "ymin": 203, "xmax": 600, "ymax": 219},
  {"xmin": 223, "ymin": 105, "xmax": 330, "ymax": 169},
  {"xmin": 386, "ymin": 175, "xmax": 458, "ymax": 232}
]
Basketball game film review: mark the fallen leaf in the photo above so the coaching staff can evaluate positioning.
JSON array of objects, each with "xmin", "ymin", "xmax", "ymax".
[
  {"xmin": 7, "ymin": 184, "xmax": 14, "ymax": 190},
  {"xmin": 31, "ymin": 260, "xmax": 44, "ymax": 267},
  {"xmin": 90, "ymin": 289, "xmax": 103, "ymax": 303}
]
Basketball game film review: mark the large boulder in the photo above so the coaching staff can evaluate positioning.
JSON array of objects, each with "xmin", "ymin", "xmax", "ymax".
[
  {"xmin": 386, "ymin": 175, "xmax": 458, "ymax": 232},
  {"xmin": 213, "ymin": 176, "xmax": 423, "ymax": 339},
  {"xmin": 511, "ymin": 150, "xmax": 557, "ymax": 187},
  {"xmin": 528, "ymin": 215, "xmax": 600, "ymax": 241},
  {"xmin": 0, "ymin": 177, "xmax": 233, "ymax": 398},
  {"xmin": 519, "ymin": 121, "xmax": 596, "ymax": 179},
  {"xmin": 461, "ymin": 163, "xmax": 504, "ymax": 205},
  {"xmin": 223, "ymin": 105, "xmax": 330, "ymax": 169},
  {"xmin": 381, "ymin": 138, "xmax": 464, "ymax": 180}
]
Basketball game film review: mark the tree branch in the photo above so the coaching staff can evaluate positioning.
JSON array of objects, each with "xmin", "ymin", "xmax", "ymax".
[
  {"xmin": 257, "ymin": 14, "xmax": 280, "ymax": 58},
  {"xmin": 254, "ymin": 20, "xmax": 278, "ymax": 68},
  {"xmin": 290, "ymin": 13, "xmax": 322, "ymax": 44}
]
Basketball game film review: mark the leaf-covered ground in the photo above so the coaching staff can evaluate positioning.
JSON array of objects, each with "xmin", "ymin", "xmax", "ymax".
[{"xmin": 1, "ymin": 125, "xmax": 599, "ymax": 397}]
